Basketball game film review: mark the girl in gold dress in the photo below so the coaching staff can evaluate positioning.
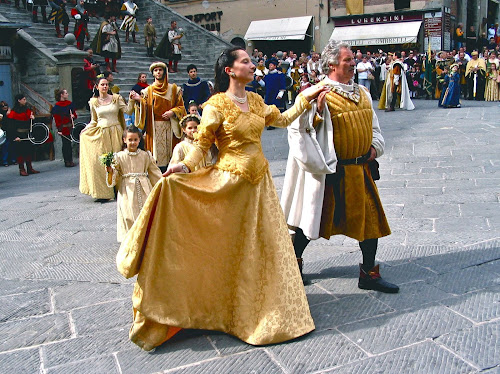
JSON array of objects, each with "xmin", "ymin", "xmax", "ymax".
[
  {"xmin": 116, "ymin": 47, "xmax": 328, "ymax": 351},
  {"xmin": 79, "ymin": 77, "xmax": 134, "ymax": 200},
  {"xmin": 106, "ymin": 126, "xmax": 162, "ymax": 242}
]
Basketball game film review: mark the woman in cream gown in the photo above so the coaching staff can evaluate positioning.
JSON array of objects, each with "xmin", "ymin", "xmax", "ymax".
[
  {"xmin": 116, "ymin": 47, "xmax": 328, "ymax": 351},
  {"xmin": 79, "ymin": 77, "xmax": 134, "ymax": 199}
]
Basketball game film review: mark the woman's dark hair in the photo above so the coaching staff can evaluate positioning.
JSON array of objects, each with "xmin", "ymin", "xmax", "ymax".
[
  {"xmin": 214, "ymin": 47, "xmax": 245, "ymax": 93},
  {"xmin": 137, "ymin": 73, "xmax": 146, "ymax": 82},
  {"xmin": 54, "ymin": 88, "xmax": 66, "ymax": 101},
  {"xmin": 13, "ymin": 93, "xmax": 27, "ymax": 113},
  {"xmin": 93, "ymin": 77, "xmax": 108, "ymax": 97}
]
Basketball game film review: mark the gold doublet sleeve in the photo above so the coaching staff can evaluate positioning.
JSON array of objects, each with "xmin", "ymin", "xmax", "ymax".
[{"xmin": 182, "ymin": 104, "xmax": 221, "ymax": 171}]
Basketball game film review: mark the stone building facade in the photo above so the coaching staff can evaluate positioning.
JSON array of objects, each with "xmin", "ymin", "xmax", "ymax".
[{"xmin": 163, "ymin": 0, "xmax": 498, "ymax": 53}]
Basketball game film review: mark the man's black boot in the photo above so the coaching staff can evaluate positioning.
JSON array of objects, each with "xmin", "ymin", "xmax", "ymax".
[{"xmin": 358, "ymin": 264, "xmax": 399, "ymax": 293}]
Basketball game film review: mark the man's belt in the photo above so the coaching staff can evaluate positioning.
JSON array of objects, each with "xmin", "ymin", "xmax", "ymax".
[{"xmin": 338, "ymin": 150, "xmax": 371, "ymax": 165}]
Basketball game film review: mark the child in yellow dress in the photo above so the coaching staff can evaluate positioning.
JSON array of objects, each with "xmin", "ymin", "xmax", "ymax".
[
  {"xmin": 168, "ymin": 114, "xmax": 217, "ymax": 171},
  {"xmin": 106, "ymin": 125, "xmax": 162, "ymax": 242}
]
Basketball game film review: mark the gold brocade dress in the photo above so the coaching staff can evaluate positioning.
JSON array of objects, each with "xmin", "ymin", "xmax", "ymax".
[
  {"xmin": 79, "ymin": 94, "xmax": 133, "ymax": 199},
  {"xmin": 117, "ymin": 92, "xmax": 315, "ymax": 351},
  {"xmin": 106, "ymin": 149, "xmax": 162, "ymax": 242}
]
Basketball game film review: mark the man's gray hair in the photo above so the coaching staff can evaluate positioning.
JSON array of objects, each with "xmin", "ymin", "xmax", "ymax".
[{"xmin": 321, "ymin": 40, "xmax": 350, "ymax": 74}]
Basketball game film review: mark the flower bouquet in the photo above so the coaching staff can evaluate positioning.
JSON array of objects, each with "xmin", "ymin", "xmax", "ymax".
[{"xmin": 99, "ymin": 152, "xmax": 115, "ymax": 167}]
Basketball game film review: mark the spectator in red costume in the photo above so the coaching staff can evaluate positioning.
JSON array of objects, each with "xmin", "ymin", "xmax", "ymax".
[
  {"xmin": 7, "ymin": 94, "xmax": 39, "ymax": 176},
  {"xmin": 51, "ymin": 88, "xmax": 77, "ymax": 167}
]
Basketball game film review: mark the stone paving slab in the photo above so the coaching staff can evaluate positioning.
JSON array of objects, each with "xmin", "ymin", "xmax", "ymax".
[
  {"xmin": 52, "ymin": 282, "xmax": 132, "ymax": 312},
  {"xmin": 310, "ymin": 295, "xmax": 393, "ymax": 331},
  {"xmin": 436, "ymin": 320, "xmax": 500, "ymax": 370},
  {"xmin": 268, "ymin": 329, "xmax": 366, "ymax": 373},
  {"xmin": 426, "ymin": 264, "xmax": 500, "ymax": 295},
  {"xmin": 0, "ymin": 313, "xmax": 71, "ymax": 351},
  {"xmin": 167, "ymin": 349, "xmax": 284, "ymax": 374},
  {"xmin": 0, "ymin": 278, "xmax": 68, "ymax": 297},
  {"xmin": 0, "ymin": 288, "xmax": 51, "ymax": 322},
  {"xmin": 324, "ymin": 341, "xmax": 476, "ymax": 374},
  {"xmin": 442, "ymin": 285, "xmax": 500, "ymax": 323},
  {"xmin": 337, "ymin": 305, "xmax": 473, "ymax": 355},
  {"xmin": 45, "ymin": 355, "xmax": 120, "ymax": 374},
  {"xmin": 41, "ymin": 327, "xmax": 134, "ymax": 368},
  {"xmin": 372, "ymin": 280, "xmax": 453, "ymax": 312},
  {"xmin": 70, "ymin": 299, "xmax": 132, "ymax": 336},
  {"xmin": 0, "ymin": 348, "xmax": 41, "ymax": 374},
  {"xmin": 27, "ymin": 262, "xmax": 127, "ymax": 283},
  {"xmin": 116, "ymin": 334, "xmax": 218, "ymax": 374},
  {"xmin": 207, "ymin": 333, "xmax": 254, "ymax": 356}
]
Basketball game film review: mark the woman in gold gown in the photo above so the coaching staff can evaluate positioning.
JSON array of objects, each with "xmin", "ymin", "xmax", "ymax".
[
  {"xmin": 79, "ymin": 77, "xmax": 134, "ymax": 200},
  {"xmin": 116, "ymin": 47, "xmax": 328, "ymax": 351}
]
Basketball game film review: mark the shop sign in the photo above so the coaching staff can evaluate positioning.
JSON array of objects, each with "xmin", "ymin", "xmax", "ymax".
[
  {"xmin": 345, "ymin": 37, "xmax": 418, "ymax": 46},
  {"xmin": 185, "ymin": 11, "xmax": 223, "ymax": 32},
  {"xmin": 334, "ymin": 12, "xmax": 422, "ymax": 26},
  {"xmin": 424, "ymin": 12, "xmax": 442, "ymax": 50}
]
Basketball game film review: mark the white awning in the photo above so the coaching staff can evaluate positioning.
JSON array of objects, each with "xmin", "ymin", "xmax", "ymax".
[
  {"xmin": 330, "ymin": 21, "xmax": 422, "ymax": 46},
  {"xmin": 245, "ymin": 16, "xmax": 313, "ymax": 41}
]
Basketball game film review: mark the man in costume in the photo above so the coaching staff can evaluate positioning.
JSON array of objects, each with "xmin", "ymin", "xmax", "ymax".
[
  {"xmin": 83, "ymin": 48, "xmax": 99, "ymax": 103},
  {"xmin": 465, "ymin": 51, "xmax": 487, "ymax": 100},
  {"xmin": 120, "ymin": 0, "xmax": 139, "ymax": 43},
  {"xmin": 155, "ymin": 21, "xmax": 183, "ymax": 73},
  {"xmin": 91, "ymin": 14, "xmax": 121, "ymax": 73},
  {"xmin": 456, "ymin": 51, "xmax": 469, "ymax": 99},
  {"xmin": 143, "ymin": 16, "xmax": 156, "ymax": 57},
  {"xmin": 281, "ymin": 40, "xmax": 399, "ymax": 293},
  {"xmin": 48, "ymin": 0, "xmax": 69, "ymax": 38},
  {"xmin": 130, "ymin": 62, "xmax": 186, "ymax": 172},
  {"xmin": 71, "ymin": 0, "xmax": 90, "ymax": 50},
  {"xmin": 32, "ymin": 0, "xmax": 49, "ymax": 24},
  {"xmin": 182, "ymin": 64, "xmax": 211, "ymax": 113},
  {"xmin": 378, "ymin": 52, "xmax": 414, "ymax": 111}
]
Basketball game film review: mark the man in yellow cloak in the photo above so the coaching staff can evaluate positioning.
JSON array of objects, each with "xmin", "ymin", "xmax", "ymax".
[{"xmin": 130, "ymin": 62, "xmax": 186, "ymax": 171}]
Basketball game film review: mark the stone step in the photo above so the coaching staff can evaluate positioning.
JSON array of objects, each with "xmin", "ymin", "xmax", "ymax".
[{"xmin": 0, "ymin": 0, "xmax": 230, "ymax": 111}]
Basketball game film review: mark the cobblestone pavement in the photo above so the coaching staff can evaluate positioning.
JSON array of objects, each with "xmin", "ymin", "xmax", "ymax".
[{"xmin": 0, "ymin": 99, "xmax": 499, "ymax": 374}]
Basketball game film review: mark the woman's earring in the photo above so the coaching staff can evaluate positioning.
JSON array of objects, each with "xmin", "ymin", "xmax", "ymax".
[{"xmin": 230, "ymin": 72, "xmax": 236, "ymax": 78}]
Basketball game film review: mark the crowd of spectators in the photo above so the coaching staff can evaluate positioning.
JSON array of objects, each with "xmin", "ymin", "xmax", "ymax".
[{"xmin": 248, "ymin": 31, "xmax": 500, "ymax": 104}]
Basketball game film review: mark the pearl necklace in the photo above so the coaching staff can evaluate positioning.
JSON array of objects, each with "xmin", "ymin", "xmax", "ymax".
[{"xmin": 225, "ymin": 91, "xmax": 247, "ymax": 104}]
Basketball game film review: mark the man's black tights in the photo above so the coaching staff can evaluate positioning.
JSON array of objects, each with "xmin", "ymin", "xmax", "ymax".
[{"xmin": 293, "ymin": 228, "xmax": 378, "ymax": 271}]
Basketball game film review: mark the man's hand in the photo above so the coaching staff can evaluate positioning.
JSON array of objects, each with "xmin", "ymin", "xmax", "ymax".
[
  {"xmin": 162, "ymin": 110, "xmax": 174, "ymax": 120},
  {"xmin": 367, "ymin": 146, "xmax": 377, "ymax": 161}
]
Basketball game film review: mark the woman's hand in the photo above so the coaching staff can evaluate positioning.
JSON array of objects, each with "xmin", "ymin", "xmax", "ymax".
[
  {"xmin": 301, "ymin": 84, "xmax": 330, "ymax": 102},
  {"xmin": 163, "ymin": 163, "xmax": 185, "ymax": 177},
  {"xmin": 317, "ymin": 91, "xmax": 328, "ymax": 114},
  {"xmin": 129, "ymin": 91, "xmax": 141, "ymax": 101}
]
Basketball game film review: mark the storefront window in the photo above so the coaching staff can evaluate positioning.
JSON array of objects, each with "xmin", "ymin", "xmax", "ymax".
[{"xmin": 394, "ymin": 0, "xmax": 410, "ymax": 10}]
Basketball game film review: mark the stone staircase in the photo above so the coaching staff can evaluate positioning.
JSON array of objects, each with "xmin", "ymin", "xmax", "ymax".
[{"xmin": 0, "ymin": 1, "xmax": 231, "ymax": 109}]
